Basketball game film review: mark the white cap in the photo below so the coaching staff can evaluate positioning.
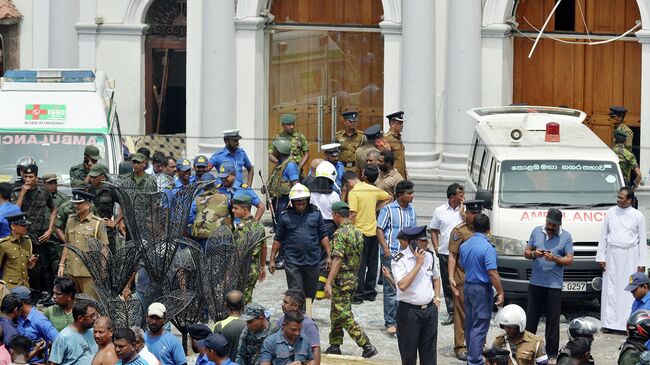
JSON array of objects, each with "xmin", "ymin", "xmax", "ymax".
[
  {"xmin": 321, "ymin": 143, "xmax": 341, "ymax": 152},
  {"xmin": 148, "ymin": 302, "xmax": 167, "ymax": 318}
]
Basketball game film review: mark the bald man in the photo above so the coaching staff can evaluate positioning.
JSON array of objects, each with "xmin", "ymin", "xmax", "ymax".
[
  {"xmin": 92, "ymin": 317, "xmax": 118, "ymax": 365},
  {"xmin": 214, "ymin": 290, "xmax": 246, "ymax": 360},
  {"xmin": 302, "ymin": 159, "xmax": 324, "ymax": 188}
]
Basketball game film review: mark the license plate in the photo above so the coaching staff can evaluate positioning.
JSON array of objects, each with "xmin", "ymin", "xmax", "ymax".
[{"xmin": 562, "ymin": 281, "xmax": 587, "ymax": 292}]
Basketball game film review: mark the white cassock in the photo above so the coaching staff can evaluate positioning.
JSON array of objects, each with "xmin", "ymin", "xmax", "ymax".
[{"xmin": 596, "ymin": 206, "xmax": 647, "ymax": 331}]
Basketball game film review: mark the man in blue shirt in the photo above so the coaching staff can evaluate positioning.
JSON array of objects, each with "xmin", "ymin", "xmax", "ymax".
[
  {"xmin": 12, "ymin": 286, "xmax": 58, "ymax": 363},
  {"xmin": 260, "ymin": 311, "xmax": 313, "ymax": 365},
  {"xmin": 524, "ymin": 208, "xmax": 574, "ymax": 360},
  {"xmin": 217, "ymin": 161, "xmax": 265, "ymax": 222},
  {"xmin": 0, "ymin": 294, "xmax": 20, "ymax": 346},
  {"xmin": 210, "ymin": 129, "xmax": 254, "ymax": 187},
  {"xmin": 198, "ymin": 333, "xmax": 237, "ymax": 365},
  {"xmin": 173, "ymin": 158, "xmax": 196, "ymax": 192},
  {"xmin": 627, "ymin": 272, "xmax": 650, "ymax": 312},
  {"xmin": 49, "ymin": 300, "xmax": 98, "ymax": 365},
  {"xmin": 188, "ymin": 323, "xmax": 216, "ymax": 365},
  {"xmin": 113, "ymin": 328, "xmax": 150, "ymax": 365},
  {"xmin": 376, "ymin": 179, "xmax": 417, "ymax": 335},
  {"xmin": 459, "ymin": 214, "xmax": 504, "ymax": 365},
  {"xmin": 194, "ymin": 155, "xmax": 211, "ymax": 181},
  {"xmin": 144, "ymin": 303, "xmax": 187, "ymax": 365},
  {"xmin": 275, "ymin": 290, "xmax": 320, "ymax": 364},
  {"xmin": 0, "ymin": 183, "xmax": 20, "ymax": 238}
]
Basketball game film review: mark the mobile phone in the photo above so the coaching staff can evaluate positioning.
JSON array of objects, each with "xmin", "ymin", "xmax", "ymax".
[{"xmin": 409, "ymin": 241, "xmax": 419, "ymax": 252}]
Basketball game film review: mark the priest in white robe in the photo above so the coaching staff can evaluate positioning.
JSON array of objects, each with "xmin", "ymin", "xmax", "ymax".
[{"xmin": 597, "ymin": 187, "xmax": 647, "ymax": 332}]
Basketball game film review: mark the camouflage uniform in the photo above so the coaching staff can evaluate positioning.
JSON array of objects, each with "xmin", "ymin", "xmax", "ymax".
[
  {"xmin": 89, "ymin": 185, "xmax": 120, "ymax": 252},
  {"xmin": 49, "ymin": 191, "xmax": 69, "ymax": 211},
  {"xmin": 329, "ymin": 222, "xmax": 370, "ymax": 347},
  {"xmin": 126, "ymin": 172, "xmax": 153, "ymax": 189},
  {"xmin": 267, "ymin": 159, "xmax": 292, "ymax": 199},
  {"xmin": 613, "ymin": 143, "xmax": 638, "ymax": 185},
  {"xmin": 69, "ymin": 163, "xmax": 89, "ymax": 189},
  {"xmin": 0, "ymin": 234, "xmax": 32, "ymax": 289},
  {"xmin": 493, "ymin": 331, "xmax": 548, "ymax": 365},
  {"xmin": 615, "ymin": 123, "xmax": 634, "ymax": 152},
  {"xmin": 335, "ymin": 129, "xmax": 365, "ymax": 172},
  {"xmin": 236, "ymin": 323, "xmax": 279, "ymax": 365},
  {"xmin": 191, "ymin": 187, "xmax": 231, "ymax": 238},
  {"xmin": 384, "ymin": 130, "xmax": 408, "ymax": 179},
  {"xmin": 234, "ymin": 216, "xmax": 266, "ymax": 304},
  {"xmin": 268, "ymin": 131, "xmax": 309, "ymax": 166}
]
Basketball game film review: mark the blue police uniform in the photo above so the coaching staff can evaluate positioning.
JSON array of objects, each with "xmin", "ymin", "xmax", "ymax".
[
  {"xmin": 209, "ymin": 148, "xmax": 253, "ymax": 185},
  {"xmin": 217, "ymin": 182, "xmax": 261, "ymax": 207},
  {"xmin": 459, "ymin": 233, "xmax": 498, "ymax": 365}
]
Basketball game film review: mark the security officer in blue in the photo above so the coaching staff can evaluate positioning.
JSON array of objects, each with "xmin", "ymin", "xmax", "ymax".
[
  {"xmin": 320, "ymin": 143, "xmax": 344, "ymax": 187},
  {"xmin": 459, "ymin": 214, "xmax": 505, "ymax": 365},
  {"xmin": 193, "ymin": 155, "xmax": 211, "ymax": 181},
  {"xmin": 391, "ymin": 225, "xmax": 441, "ymax": 365},
  {"xmin": 210, "ymin": 129, "xmax": 255, "ymax": 186},
  {"xmin": 173, "ymin": 158, "xmax": 196, "ymax": 192},
  {"xmin": 216, "ymin": 161, "xmax": 265, "ymax": 222}
]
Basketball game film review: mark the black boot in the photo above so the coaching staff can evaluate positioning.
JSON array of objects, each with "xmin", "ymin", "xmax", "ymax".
[
  {"xmin": 362, "ymin": 344, "xmax": 378, "ymax": 358},
  {"xmin": 324, "ymin": 345, "xmax": 342, "ymax": 355}
]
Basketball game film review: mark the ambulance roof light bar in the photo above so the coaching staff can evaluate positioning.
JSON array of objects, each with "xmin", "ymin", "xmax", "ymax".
[{"xmin": 3, "ymin": 70, "xmax": 96, "ymax": 83}]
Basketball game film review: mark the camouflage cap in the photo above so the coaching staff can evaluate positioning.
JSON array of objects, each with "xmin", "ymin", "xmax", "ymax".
[
  {"xmin": 240, "ymin": 303, "xmax": 266, "ymax": 322},
  {"xmin": 88, "ymin": 164, "xmax": 109, "ymax": 177}
]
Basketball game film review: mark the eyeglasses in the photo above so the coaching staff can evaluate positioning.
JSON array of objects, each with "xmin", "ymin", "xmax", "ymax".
[{"xmin": 84, "ymin": 312, "xmax": 99, "ymax": 320}]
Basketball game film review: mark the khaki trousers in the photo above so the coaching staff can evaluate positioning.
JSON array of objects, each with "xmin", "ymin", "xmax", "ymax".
[
  {"xmin": 72, "ymin": 276, "xmax": 96, "ymax": 298},
  {"xmin": 453, "ymin": 283, "xmax": 466, "ymax": 353}
]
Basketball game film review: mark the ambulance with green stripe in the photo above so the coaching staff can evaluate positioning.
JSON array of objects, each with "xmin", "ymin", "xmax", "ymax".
[{"xmin": 0, "ymin": 70, "xmax": 123, "ymax": 184}]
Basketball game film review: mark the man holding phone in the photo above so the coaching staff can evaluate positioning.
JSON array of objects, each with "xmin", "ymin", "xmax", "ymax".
[{"xmin": 391, "ymin": 225, "xmax": 441, "ymax": 365}]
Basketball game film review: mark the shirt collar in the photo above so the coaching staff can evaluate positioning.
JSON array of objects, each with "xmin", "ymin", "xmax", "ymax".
[
  {"xmin": 641, "ymin": 292, "xmax": 650, "ymax": 304},
  {"xmin": 446, "ymin": 202, "xmax": 460, "ymax": 212}
]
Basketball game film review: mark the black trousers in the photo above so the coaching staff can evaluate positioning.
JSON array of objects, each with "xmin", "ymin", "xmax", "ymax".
[
  {"xmin": 437, "ymin": 254, "xmax": 454, "ymax": 315},
  {"xmin": 354, "ymin": 235, "xmax": 378, "ymax": 300},
  {"xmin": 285, "ymin": 262, "xmax": 320, "ymax": 300},
  {"xmin": 526, "ymin": 284, "xmax": 562, "ymax": 357},
  {"xmin": 396, "ymin": 301, "xmax": 438, "ymax": 365}
]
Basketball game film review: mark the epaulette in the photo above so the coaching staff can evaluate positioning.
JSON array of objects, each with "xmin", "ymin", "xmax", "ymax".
[
  {"xmin": 391, "ymin": 251, "xmax": 404, "ymax": 262},
  {"xmin": 241, "ymin": 184, "xmax": 249, "ymax": 189},
  {"xmin": 216, "ymin": 183, "xmax": 222, "ymax": 188}
]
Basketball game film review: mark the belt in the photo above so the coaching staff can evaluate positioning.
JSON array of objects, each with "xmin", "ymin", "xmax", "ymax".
[{"xmin": 399, "ymin": 300, "xmax": 434, "ymax": 310}]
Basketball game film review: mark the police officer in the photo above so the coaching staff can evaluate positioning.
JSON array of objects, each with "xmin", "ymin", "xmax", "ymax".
[
  {"xmin": 447, "ymin": 199, "xmax": 484, "ymax": 362},
  {"xmin": 493, "ymin": 304, "xmax": 549, "ymax": 365},
  {"xmin": 391, "ymin": 225, "xmax": 441, "ymax": 365},
  {"xmin": 459, "ymin": 213, "xmax": 505, "ymax": 365},
  {"xmin": 611, "ymin": 106, "xmax": 634, "ymax": 153},
  {"xmin": 384, "ymin": 111, "xmax": 408, "ymax": 179},
  {"xmin": 210, "ymin": 129, "xmax": 255, "ymax": 186},
  {"xmin": 69, "ymin": 145, "xmax": 102, "ymax": 189},
  {"xmin": 193, "ymin": 155, "xmax": 210, "ymax": 181},
  {"xmin": 174, "ymin": 158, "xmax": 196, "ymax": 190},
  {"xmin": 557, "ymin": 317, "xmax": 599, "ymax": 365},
  {"xmin": 58, "ymin": 190, "xmax": 109, "ymax": 297},
  {"xmin": 335, "ymin": 111, "xmax": 365, "ymax": 173},
  {"xmin": 613, "ymin": 130, "xmax": 642, "ymax": 187},
  {"xmin": 268, "ymin": 114, "xmax": 309, "ymax": 174},
  {"xmin": 320, "ymin": 143, "xmax": 345, "ymax": 187},
  {"xmin": 355, "ymin": 125, "xmax": 381, "ymax": 173},
  {"xmin": 323, "ymin": 202, "xmax": 377, "ymax": 358},
  {"xmin": 87, "ymin": 164, "xmax": 122, "ymax": 253},
  {"xmin": 216, "ymin": 161, "xmax": 265, "ymax": 222},
  {"xmin": 0, "ymin": 213, "xmax": 38, "ymax": 289},
  {"xmin": 266, "ymin": 138, "xmax": 300, "ymax": 219}
]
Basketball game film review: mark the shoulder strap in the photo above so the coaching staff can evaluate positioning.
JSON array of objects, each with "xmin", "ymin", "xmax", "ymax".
[
  {"xmin": 94, "ymin": 220, "xmax": 101, "ymax": 239},
  {"xmin": 504, "ymin": 340, "xmax": 519, "ymax": 365}
]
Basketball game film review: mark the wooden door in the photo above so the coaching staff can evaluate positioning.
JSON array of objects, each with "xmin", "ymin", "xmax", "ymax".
[{"xmin": 513, "ymin": 0, "xmax": 641, "ymax": 146}]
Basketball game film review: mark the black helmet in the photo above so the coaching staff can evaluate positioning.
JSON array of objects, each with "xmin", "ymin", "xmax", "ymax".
[
  {"xmin": 15, "ymin": 156, "xmax": 36, "ymax": 176},
  {"xmin": 568, "ymin": 317, "xmax": 601, "ymax": 341},
  {"xmin": 627, "ymin": 310, "xmax": 650, "ymax": 339}
]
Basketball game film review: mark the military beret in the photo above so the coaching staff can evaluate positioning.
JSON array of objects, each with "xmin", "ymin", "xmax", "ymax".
[
  {"xmin": 364, "ymin": 124, "xmax": 382, "ymax": 139},
  {"xmin": 42, "ymin": 173, "xmax": 58, "ymax": 183},
  {"xmin": 84, "ymin": 145, "xmax": 102, "ymax": 161},
  {"xmin": 614, "ymin": 129, "xmax": 628, "ymax": 139},
  {"xmin": 193, "ymin": 155, "xmax": 209, "ymax": 168},
  {"xmin": 88, "ymin": 164, "xmax": 109, "ymax": 177},
  {"xmin": 6, "ymin": 213, "xmax": 31, "ymax": 226},
  {"xmin": 331, "ymin": 201, "xmax": 350, "ymax": 213},
  {"xmin": 386, "ymin": 111, "xmax": 405, "ymax": 122},
  {"xmin": 177, "ymin": 158, "xmax": 192, "ymax": 172},
  {"xmin": 131, "ymin": 153, "xmax": 147, "ymax": 163},
  {"xmin": 24, "ymin": 164, "xmax": 38, "ymax": 175},
  {"xmin": 223, "ymin": 129, "xmax": 243, "ymax": 140},
  {"xmin": 321, "ymin": 143, "xmax": 341, "ymax": 155},
  {"xmin": 187, "ymin": 324, "xmax": 212, "ymax": 340},
  {"xmin": 464, "ymin": 200, "xmax": 484, "ymax": 213},
  {"xmin": 399, "ymin": 225, "xmax": 428, "ymax": 240},
  {"xmin": 233, "ymin": 194, "xmax": 253, "ymax": 205},
  {"xmin": 70, "ymin": 189, "xmax": 95, "ymax": 203},
  {"xmin": 609, "ymin": 106, "xmax": 628, "ymax": 117},
  {"xmin": 341, "ymin": 111, "xmax": 359, "ymax": 121},
  {"xmin": 280, "ymin": 114, "xmax": 297, "ymax": 125}
]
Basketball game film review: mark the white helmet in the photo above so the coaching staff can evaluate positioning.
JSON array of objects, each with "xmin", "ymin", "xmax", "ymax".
[
  {"xmin": 496, "ymin": 304, "xmax": 527, "ymax": 333},
  {"xmin": 289, "ymin": 183, "xmax": 311, "ymax": 200},
  {"xmin": 315, "ymin": 161, "xmax": 337, "ymax": 182}
]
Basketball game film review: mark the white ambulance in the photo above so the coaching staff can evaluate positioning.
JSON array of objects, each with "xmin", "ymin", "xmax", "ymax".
[
  {"xmin": 0, "ymin": 70, "xmax": 123, "ymax": 185},
  {"xmin": 466, "ymin": 106, "xmax": 625, "ymax": 300}
]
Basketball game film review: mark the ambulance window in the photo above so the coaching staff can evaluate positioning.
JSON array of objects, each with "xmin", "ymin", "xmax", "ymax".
[
  {"xmin": 477, "ymin": 149, "xmax": 487, "ymax": 187},
  {"xmin": 471, "ymin": 141, "xmax": 485, "ymax": 185},
  {"xmin": 469, "ymin": 137, "xmax": 479, "ymax": 176},
  {"xmin": 488, "ymin": 159, "xmax": 497, "ymax": 192}
]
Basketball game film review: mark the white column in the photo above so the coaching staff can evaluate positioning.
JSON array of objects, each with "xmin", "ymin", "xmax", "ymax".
[
  {"xmin": 32, "ymin": 0, "xmax": 50, "ymax": 68},
  {"xmin": 637, "ymin": 30, "xmax": 650, "ymax": 180},
  {"xmin": 400, "ymin": 0, "xmax": 436, "ymax": 171},
  {"xmin": 380, "ymin": 20, "xmax": 402, "ymax": 132},
  {"xmin": 440, "ymin": 0, "xmax": 482, "ymax": 170},
  {"xmin": 481, "ymin": 23, "xmax": 513, "ymax": 107},
  {"xmin": 234, "ymin": 16, "xmax": 267, "ymax": 174},
  {"xmin": 76, "ymin": 0, "xmax": 97, "ymax": 69},
  {"xmin": 187, "ymin": 0, "xmax": 236, "ymax": 158}
]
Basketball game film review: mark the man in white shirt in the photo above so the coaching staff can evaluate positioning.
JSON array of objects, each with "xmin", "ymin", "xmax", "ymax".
[
  {"xmin": 597, "ymin": 187, "xmax": 647, "ymax": 332},
  {"xmin": 131, "ymin": 326, "xmax": 161, "ymax": 365},
  {"xmin": 392, "ymin": 225, "xmax": 441, "ymax": 365},
  {"xmin": 429, "ymin": 183, "xmax": 464, "ymax": 325}
]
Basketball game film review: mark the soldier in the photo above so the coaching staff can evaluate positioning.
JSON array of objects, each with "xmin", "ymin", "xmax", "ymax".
[
  {"xmin": 193, "ymin": 155, "xmax": 210, "ymax": 181},
  {"xmin": 323, "ymin": 202, "xmax": 378, "ymax": 358},
  {"xmin": 266, "ymin": 138, "xmax": 300, "ymax": 218},
  {"xmin": 384, "ymin": 111, "xmax": 408, "ymax": 179},
  {"xmin": 235, "ymin": 303, "xmax": 278, "ymax": 365},
  {"xmin": 611, "ymin": 106, "xmax": 634, "ymax": 153},
  {"xmin": 58, "ymin": 190, "xmax": 109, "ymax": 297},
  {"xmin": 268, "ymin": 114, "xmax": 309, "ymax": 174},
  {"xmin": 216, "ymin": 161, "xmax": 265, "ymax": 222},
  {"xmin": 43, "ymin": 174, "xmax": 69, "ymax": 211},
  {"xmin": 613, "ymin": 130, "xmax": 642, "ymax": 187},
  {"xmin": 87, "ymin": 164, "xmax": 122, "ymax": 253},
  {"xmin": 493, "ymin": 304, "xmax": 549, "ymax": 365},
  {"xmin": 189, "ymin": 174, "xmax": 231, "ymax": 243},
  {"xmin": 0, "ymin": 213, "xmax": 38, "ymax": 289},
  {"xmin": 355, "ymin": 125, "xmax": 381, "ymax": 173},
  {"xmin": 127, "ymin": 153, "xmax": 153, "ymax": 189},
  {"xmin": 335, "ymin": 111, "xmax": 365, "ymax": 173},
  {"xmin": 69, "ymin": 145, "xmax": 103, "ymax": 189},
  {"xmin": 321, "ymin": 143, "xmax": 345, "ymax": 187},
  {"xmin": 375, "ymin": 150, "xmax": 404, "ymax": 195},
  {"xmin": 232, "ymin": 194, "xmax": 266, "ymax": 304},
  {"xmin": 447, "ymin": 200, "xmax": 483, "ymax": 362},
  {"xmin": 11, "ymin": 164, "xmax": 57, "ymax": 295},
  {"xmin": 210, "ymin": 129, "xmax": 255, "ymax": 186}
]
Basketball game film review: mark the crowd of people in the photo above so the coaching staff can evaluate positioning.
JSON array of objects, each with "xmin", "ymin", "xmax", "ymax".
[{"xmin": 0, "ymin": 109, "xmax": 648, "ymax": 365}]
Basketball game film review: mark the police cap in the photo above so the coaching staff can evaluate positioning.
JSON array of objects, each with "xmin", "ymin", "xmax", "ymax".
[
  {"xmin": 200, "ymin": 173, "xmax": 217, "ymax": 182},
  {"xmin": 217, "ymin": 161, "xmax": 236, "ymax": 178},
  {"xmin": 194, "ymin": 155, "xmax": 209, "ymax": 168},
  {"xmin": 223, "ymin": 129, "xmax": 242, "ymax": 140},
  {"xmin": 363, "ymin": 124, "xmax": 382, "ymax": 139},
  {"xmin": 386, "ymin": 111, "xmax": 405, "ymax": 122},
  {"xmin": 24, "ymin": 164, "xmax": 38, "ymax": 175},
  {"xmin": 187, "ymin": 324, "xmax": 212, "ymax": 340},
  {"xmin": 280, "ymin": 114, "xmax": 297, "ymax": 125},
  {"xmin": 177, "ymin": 158, "xmax": 192, "ymax": 172},
  {"xmin": 321, "ymin": 143, "xmax": 341, "ymax": 156},
  {"xmin": 464, "ymin": 200, "xmax": 484, "ymax": 213},
  {"xmin": 342, "ymin": 111, "xmax": 359, "ymax": 121},
  {"xmin": 197, "ymin": 334, "xmax": 229, "ymax": 353},
  {"xmin": 609, "ymin": 106, "xmax": 628, "ymax": 117},
  {"xmin": 399, "ymin": 225, "xmax": 428, "ymax": 240},
  {"xmin": 6, "ymin": 213, "xmax": 31, "ymax": 226},
  {"xmin": 71, "ymin": 189, "xmax": 95, "ymax": 203}
]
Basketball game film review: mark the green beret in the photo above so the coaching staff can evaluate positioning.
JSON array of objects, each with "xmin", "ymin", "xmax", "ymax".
[
  {"xmin": 280, "ymin": 114, "xmax": 297, "ymax": 125},
  {"xmin": 331, "ymin": 201, "xmax": 350, "ymax": 212},
  {"xmin": 614, "ymin": 129, "xmax": 628, "ymax": 139},
  {"xmin": 233, "ymin": 194, "xmax": 253, "ymax": 205}
]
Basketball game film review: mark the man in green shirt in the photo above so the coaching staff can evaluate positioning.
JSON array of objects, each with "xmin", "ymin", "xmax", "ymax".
[
  {"xmin": 127, "ymin": 153, "xmax": 153, "ymax": 189},
  {"xmin": 43, "ymin": 276, "xmax": 75, "ymax": 331}
]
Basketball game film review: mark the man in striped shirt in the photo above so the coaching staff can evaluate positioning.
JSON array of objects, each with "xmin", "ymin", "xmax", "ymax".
[{"xmin": 377, "ymin": 180, "xmax": 417, "ymax": 336}]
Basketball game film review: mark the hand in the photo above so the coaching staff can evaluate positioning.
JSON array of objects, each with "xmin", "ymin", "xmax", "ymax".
[
  {"xmin": 289, "ymin": 361, "xmax": 302, "ymax": 365},
  {"xmin": 57, "ymin": 265, "xmax": 65, "ymax": 277},
  {"xmin": 324, "ymin": 256, "xmax": 332, "ymax": 271},
  {"xmin": 383, "ymin": 250, "xmax": 391, "ymax": 258},
  {"xmin": 118, "ymin": 221, "xmax": 126, "ymax": 236},
  {"xmin": 434, "ymin": 298, "xmax": 441, "ymax": 308},
  {"xmin": 32, "ymin": 339, "xmax": 46, "ymax": 355},
  {"xmin": 533, "ymin": 249, "xmax": 544, "ymax": 258},
  {"xmin": 269, "ymin": 260, "xmax": 276, "ymax": 275},
  {"xmin": 103, "ymin": 218, "xmax": 117, "ymax": 228},
  {"xmin": 414, "ymin": 248, "xmax": 425, "ymax": 265},
  {"xmin": 495, "ymin": 292, "xmax": 505, "ymax": 307},
  {"xmin": 543, "ymin": 251, "xmax": 556, "ymax": 262},
  {"xmin": 121, "ymin": 287, "xmax": 132, "ymax": 300},
  {"xmin": 381, "ymin": 266, "xmax": 391, "ymax": 279},
  {"xmin": 598, "ymin": 261, "xmax": 606, "ymax": 271},
  {"xmin": 324, "ymin": 283, "xmax": 333, "ymax": 298},
  {"xmin": 38, "ymin": 229, "xmax": 52, "ymax": 242},
  {"xmin": 450, "ymin": 278, "xmax": 460, "ymax": 297},
  {"xmin": 259, "ymin": 269, "xmax": 266, "ymax": 283},
  {"xmin": 20, "ymin": 183, "xmax": 30, "ymax": 196},
  {"xmin": 28, "ymin": 255, "xmax": 38, "ymax": 265}
]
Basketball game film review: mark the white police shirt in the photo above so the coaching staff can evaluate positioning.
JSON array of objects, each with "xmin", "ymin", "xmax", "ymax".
[{"xmin": 392, "ymin": 247, "xmax": 441, "ymax": 305}]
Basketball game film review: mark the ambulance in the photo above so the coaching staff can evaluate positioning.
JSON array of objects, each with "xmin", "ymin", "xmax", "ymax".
[
  {"xmin": 466, "ymin": 106, "xmax": 625, "ymax": 300},
  {"xmin": 0, "ymin": 70, "xmax": 123, "ymax": 186}
]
